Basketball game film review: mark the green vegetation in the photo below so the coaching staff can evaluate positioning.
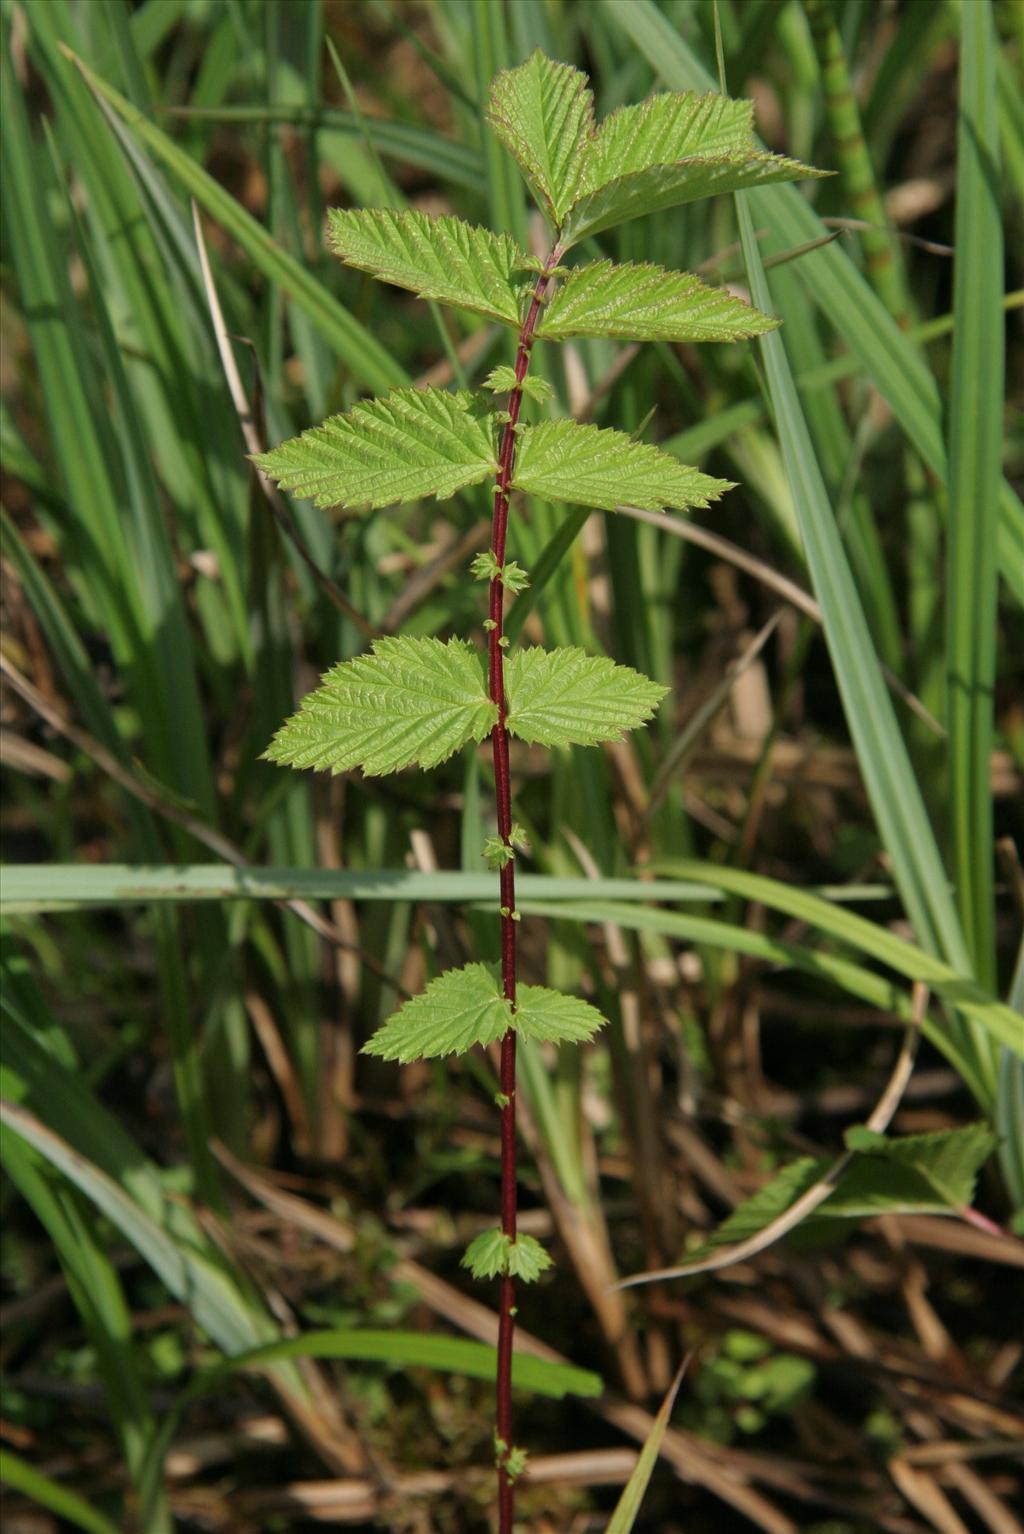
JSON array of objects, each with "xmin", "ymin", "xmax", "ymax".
[{"xmin": 2, "ymin": 2, "xmax": 1020, "ymax": 1531}]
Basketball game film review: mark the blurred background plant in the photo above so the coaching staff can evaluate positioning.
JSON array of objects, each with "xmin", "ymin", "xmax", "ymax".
[{"xmin": 1, "ymin": 1, "xmax": 1021, "ymax": 1531}]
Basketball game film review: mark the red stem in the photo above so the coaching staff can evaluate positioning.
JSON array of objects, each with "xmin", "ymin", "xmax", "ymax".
[{"xmin": 490, "ymin": 242, "xmax": 562, "ymax": 1531}]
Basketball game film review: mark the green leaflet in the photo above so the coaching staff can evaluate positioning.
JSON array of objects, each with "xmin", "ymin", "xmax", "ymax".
[
  {"xmin": 327, "ymin": 208, "xmax": 535, "ymax": 327},
  {"xmin": 537, "ymin": 259, "xmax": 778, "ymax": 343},
  {"xmin": 254, "ymin": 388, "xmax": 497, "ymax": 511},
  {"xmin": 486, "ymin": 51, "xmax": 595, "ymax": 225},
  {"xmin": 511, "ymin": 984, "xmax": 607, "ymax": 1045},
  {"xmin": 264, "ymin": 637, "xmax": 496, "ymax": 777},
  {"xmin": 483, "ymin": 366, "xmax": 554, "ymax": 403},
  {"xmin": 561, "ymin": 92, "xmax": 824, "ymax": 245},
  {"xmin": 462, "ymin": 1229, "xmax": 554, "ymax": 1282},
  {"xmin": 506, "ymin": 647, "xmax": 667, "ymax": 747},
  {"xmin": 362, "ymin": 964, "xmax": 607, "ymax": 1062},
  {"xmin": 512, "ymin": 418, "xmax": 733, "ymax": 512},
  {"xmin": 485, "ymin": 55, "xmax": 822, "ymax": 248},
  {"xmin": 363, "ymin": 964, "xmax": 511, "ymax": 1062}
]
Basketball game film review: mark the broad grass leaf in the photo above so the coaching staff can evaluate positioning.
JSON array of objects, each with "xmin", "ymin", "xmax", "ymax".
[{"xmin": 686, "ymin": 1124, "xmax": 998, "ymax": 1264}]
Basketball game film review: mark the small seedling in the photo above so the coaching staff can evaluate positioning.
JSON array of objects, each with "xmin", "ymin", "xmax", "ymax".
[{"xmin": 257, "ymin": 50, "xmax": 820, "ymax": 1530}]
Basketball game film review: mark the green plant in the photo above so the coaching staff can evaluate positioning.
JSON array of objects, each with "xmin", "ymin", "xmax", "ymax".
[{"xmin": 255, "ymin": 50, "xmax": 821, "ymax": 1526}]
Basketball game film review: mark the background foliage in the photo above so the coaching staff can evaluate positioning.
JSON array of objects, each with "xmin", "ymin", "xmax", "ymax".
[{"xmin": 1, "ymin": 1, "xmax": 1021, "ymax": 1531}]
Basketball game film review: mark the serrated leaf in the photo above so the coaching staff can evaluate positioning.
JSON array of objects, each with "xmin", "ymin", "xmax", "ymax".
[
  {"xmin": 327, "ymin": 208, "xmax": 533, "ymax": 327},
  {"xmin": 562, "ymin": 91, "xmax": 824, "ymax": 244},
  {"xmin": 362, "ymin": 964, "xmax": 605, "ymax": 1062},
  {"xmin": 363, "ymin": 964, "xmax": 512, "ymax": 1062},
  {"xmin": 829, "ymin": 1124, "xmax": 998, "ymax": 1215},
  {"xmin": 483, "ymin": 365, "xmax": 521, "ymax": 393},
  {"xmin": 253, "ymin": 388, "xmax": 497, "ymax": 511},
  {"xmin": 537, "ymin": 260, "xmax": 778, "ymax": 343},
  {"xmin": 512, "ymin": 982, "xmax": 608, "ymax": 1045},
  {"xmin": 506, "ymin": 1233, "xmax": 554, "ymax": 1281},
  {"xmin": 687, "ymin": 1124, "xmax": 998, "ymax": 1262},
  {"xmin": 462, "ymin": 1228, "xmax": 512, "ymax": 1279},
  {"xmin": 486, "ymin": 51, "xmax": 595, "ymax": 225},
  {"xmin": 506, "ymin": 647, "xmax": 667, "ymax": 747},
  {"xmin": 483, "ymin": 366, "xmax": 555, "ymax": 403},
  {"xmin": 461, "ymin": 1229, "xmax": 554, "ymax": 1282},
  {"xmin": 512, "ymin": 419, "xmax": 732, "ymax": 513},
  {"xmin": 264, "ymin": 637, "xmax": 495, "ymax": 777}
]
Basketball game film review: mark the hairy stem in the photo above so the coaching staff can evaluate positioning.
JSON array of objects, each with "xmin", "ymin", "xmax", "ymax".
[{"xmin": 488, "ymin": 241, "xmax": 562, "ymax": 1529}]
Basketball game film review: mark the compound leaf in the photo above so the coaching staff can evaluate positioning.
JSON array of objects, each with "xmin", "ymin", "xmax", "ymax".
[
  {"xmin": 513, "ymin": 982, "xmax": 608, "ymax": 1045},
  {"xmin": 327, "ymin": 208, "xmax": 534, "ymax": 327},
  {"xmin": 486, "ymin": 51, "xmax": 595, "ymax": 225},
  {"xmin": 562, "ymin": 91, "xmax": 824, "ymax": 244},
  {"xmin": 511, "ymin": 419, "xmax": 732, "ymax": 512},
  {"xmin": 362, "ymin": 964, "xmax": 606, "ymax": 1062},
  {"xmin": 264, "ymin": 637, "xmax": 496, "ymax": 777},
  {"xmin": 253, "ymin": 388, "xmax": 497, "ymax": 511},
  {"xmin": 506, "ymin": 647, "xmax": 667, "ymax": 748},
  {"xmin": 537, "ymin": 260, "xmax": 778, "ymax": 343},
  {"xmin": 483, "ymin": 366, "xmax": 555, "ymax": 403},
  {"xmin": 363, "ymin": 964, "xmax": 512, "ymax": 1062},
  {"xmin": 462, "ymin": 1229, "xmax": 554, "ymax": 1283}
]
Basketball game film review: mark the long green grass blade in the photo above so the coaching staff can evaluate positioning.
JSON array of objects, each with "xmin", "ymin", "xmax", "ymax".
[
  {"xmin": 0, "ymin": 1451, "xmax": 121, "ymax": 1534},
  {"xmin": 0, "ymin": 863, "xmax": 896, "ymax": 911},
  {"xmin": 0, "ymin": 1097, "xmax": 306, "ymax": 1371},
  {"xmin": 185, "ymin": 1328, "xmax": 602, "ymax": 1400},
  {"xmin": 68, "ymin": 50, "xmax": 407, "ymax": 393},
  {"xmin": 601, "ymin": 0, "xmax": 1024, "ymax": 608},
  {"xmin": 945, "ymin": 0, "xmax": 1002, "ymax": 992},
  {"xmin": 3, "ymin": 866, "xmax": 1017, "ymax": 1066},
  {"xmin": 605, "ymin": 1362, "xmax": 687, "ymax": 1533},
  {"xmin": 160, "ymin": 104, "xmax": 485, "ymax": 192},
  {"xmin": 517, "ymin": 900, "xmax": 1018, "ymax": 1089},
  {"xmin": 730, "ymin": 179, "xmax": 997, "ymax": 1101}
]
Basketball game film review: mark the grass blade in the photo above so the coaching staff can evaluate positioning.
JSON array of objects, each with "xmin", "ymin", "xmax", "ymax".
[
  {"xmin": 601, "ymin": 0, "xmax": 1024, "ymax": 608},
  {"xmin": 66, "ymin": 48, "xmax": 408, "ymax": 393},
  {"xmin": 728, "ymin": 184, "xmax": 996, "ymax": 1101},
  {"xmin": 0, "ymin": 1451, "xmax": 120, "ymax": 1534},
  {"xmin": 605, "ymin": 1360, "xmax": 688, "ymax": 1532},
  {"xmin": 945, "ymin": 0, "xmax": 1003, "ymax": 992}
]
